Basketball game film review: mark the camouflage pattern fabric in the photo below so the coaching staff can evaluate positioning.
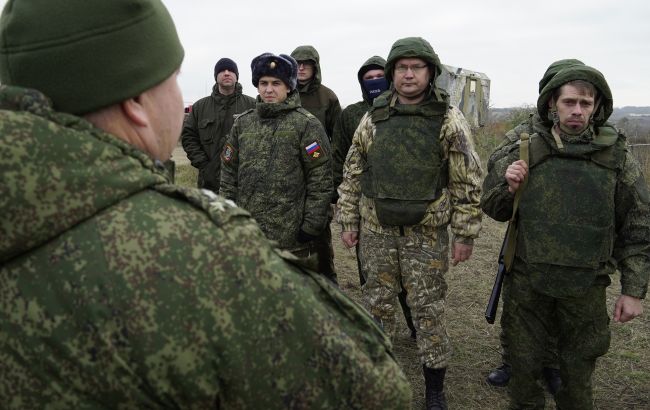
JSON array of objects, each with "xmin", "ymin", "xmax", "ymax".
[
  {"xmin": 220, "ymin": 91, "xmax": 333, "ymax": 252},
  {"xmin": 481, "ymin": 110, "xmax": 650, "ymax": 409},
  {"xmin": 0, "ymin": 85, "xmax": 411, "ymax": 409},
  {"xmin": 359, "ymin": 227, "xmax": 452, "ymax": 369},
  {"xmin": 337, "ymin": 92, "xmax": 483, "ymax": 368},
  {"xmin": 181, "ymin": 82, "xmax": 255, "ymax": 191},
  {"xmin": 337, "ymin": 100, "xmax": 482, "ymax": 241},
  {"xmin": 502, "ymin": 266, "xmax": 610, "ymax": 410},
  {"xmin": 481, "ymin": 113, "xmax": 650, "ymax": 299}
]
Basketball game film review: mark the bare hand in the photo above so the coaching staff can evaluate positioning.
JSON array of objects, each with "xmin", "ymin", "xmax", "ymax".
[
  {"xmin": 342, "ymin": 231, "xmax": 359, "ymax": 248},
  {"xmin": 613, "ymin": 295, "xmax": 643, "ymax": 323},
  {"xmin": 451, "ymin": 242, "xmax": 473, "ymax": 266},
  {"xmin": 505, "ymin": 159, "xmax": 529, "ymax": 193}
]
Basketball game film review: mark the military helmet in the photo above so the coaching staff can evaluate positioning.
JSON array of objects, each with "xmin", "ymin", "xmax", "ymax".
[
  {"xmin": 537, "ymin": 64, "xmax": 613, "ymax": 126},
  {"xmin": 384, "ymin": 37, "xmax": 445, "ymax": 85}
]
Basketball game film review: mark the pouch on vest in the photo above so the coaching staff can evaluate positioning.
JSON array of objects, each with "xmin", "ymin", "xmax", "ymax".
[{"xmin": 363, "ymin": 97, "xmax": 447, "ymax": 226}]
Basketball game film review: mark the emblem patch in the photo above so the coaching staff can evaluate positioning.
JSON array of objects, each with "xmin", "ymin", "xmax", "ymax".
[
  {"xmin": 305, "ymin": 141, "xmax": 322, "ymax": 160},
  {"xmin": 222, "ymin": 143, "xmax": 235, "ymax": 163}
]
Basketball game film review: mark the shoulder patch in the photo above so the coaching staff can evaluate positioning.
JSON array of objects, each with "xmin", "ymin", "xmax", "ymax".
[
  {"xmin": 296, "ymin": 107, "xmax": 315, "ymax": 119},
  {"xmin": 222, "ymin": 143, "xmax": 236, "ymax": 163},
  {"xmin": 237, "ymin": 108, "xmax": 255, "ymax": 118},
  {"xmin": 305, "ymin": 141, "xmax": 323, "ymax": 160}
]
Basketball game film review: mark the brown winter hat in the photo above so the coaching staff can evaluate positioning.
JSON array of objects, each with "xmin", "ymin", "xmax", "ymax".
[{"xmin": 0, "ymin": 0, "xmax": 184, "ymax": 115}]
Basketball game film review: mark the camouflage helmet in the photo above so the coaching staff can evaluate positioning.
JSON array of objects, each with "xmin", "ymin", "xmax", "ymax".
[
  {"xmin": 537, "ymin": 64, "xmax": 613, "ymax": 126},
  {"xmin": 538, "ymin": 59, "xmax": 584, "ymax": 94},
  {"xmin": 384, "ymin": 37, "xmax": 444, "ymax": 85}
]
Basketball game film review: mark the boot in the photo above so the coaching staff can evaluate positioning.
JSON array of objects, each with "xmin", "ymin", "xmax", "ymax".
[
  {"xmin": 486, "ymin": 363, "xmax": 511, "ymax": 387},
  {"xmin": 423, "ymin": 365, "xmax": 447, "ymax": 410},
  {"xmin": 542, "ymin": 367, "xmax": 561, "ymax": 395}
]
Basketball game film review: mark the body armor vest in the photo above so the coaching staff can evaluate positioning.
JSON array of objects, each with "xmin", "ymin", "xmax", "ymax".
[
  {"xmin": 361, "ymin": 96, "xmax": 448, "ymax": 226},
  {"xmin": 517, "ymin": 129, "xmax": 625, "ymax": 269}
]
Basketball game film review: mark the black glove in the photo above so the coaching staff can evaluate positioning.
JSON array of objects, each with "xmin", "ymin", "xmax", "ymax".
[{"xmin": 297, "ymin": 229, "xmax": 317, "ymax": 243}]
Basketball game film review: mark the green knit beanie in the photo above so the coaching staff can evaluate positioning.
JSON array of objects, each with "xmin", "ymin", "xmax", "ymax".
[{"xmin": 0, "ymin": 0, "xmax": 184, "ymax": 115}]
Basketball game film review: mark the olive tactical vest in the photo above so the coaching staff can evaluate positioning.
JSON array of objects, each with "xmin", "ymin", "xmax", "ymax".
[
  {"xmin": 517, "ymin": 126, "xmax": 626, "ymax": 270},
  {"xmin": 361, "ymin": 95, "xmax": 448, "ymax": 226}
]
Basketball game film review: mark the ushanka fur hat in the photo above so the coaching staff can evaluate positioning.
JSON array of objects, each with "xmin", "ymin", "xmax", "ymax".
[{"xmin": 251, "ymin": 53, "xmax": 298, "ymax": 91}]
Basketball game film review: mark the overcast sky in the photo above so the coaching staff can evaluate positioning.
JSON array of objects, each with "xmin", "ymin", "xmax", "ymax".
[
  {"xmin": 162, "ymin": 0, "xmax": 649, "ymax": 109},
  {"xmin": 1, "ymin": 0, "xmax": 648, "ymax": 108}
]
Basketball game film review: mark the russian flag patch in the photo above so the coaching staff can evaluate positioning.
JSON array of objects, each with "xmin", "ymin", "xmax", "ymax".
[{"xmin": 305, "ymin": 141, "xmax": 322, "ymax": 159}]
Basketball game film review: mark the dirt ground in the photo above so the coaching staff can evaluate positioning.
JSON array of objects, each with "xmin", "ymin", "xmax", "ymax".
[
  {"xmin": 172, "ymin": 145, "xmax": 190, "ymax": 166},
  {"xmin": 330, "ymin": 218, "xmax": 650, "ymax": 409}
]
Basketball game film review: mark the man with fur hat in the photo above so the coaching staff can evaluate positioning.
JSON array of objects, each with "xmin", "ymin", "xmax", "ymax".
[
  {"xmin": 182, "ymin": 57, "xmax": 255, "ymax": 191},
  {"xmin": 481, "ymin": 63, "xmax": 649, "ymax": 409},
  {"xmin": 0, "ymin": 1, "xmax": 412, "ymax": 408},
  {"xmin": 337, "ymin": 37, "xmax": 483, "ymax": 409},
  {"xmin": 220, "ymin": 53, "xmax": 334, "ymax": 268}
]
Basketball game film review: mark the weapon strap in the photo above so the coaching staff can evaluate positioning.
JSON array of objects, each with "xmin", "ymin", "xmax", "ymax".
[{"xmin": 503, "ymin": 132, "xmax": 529, "ymax": 271}]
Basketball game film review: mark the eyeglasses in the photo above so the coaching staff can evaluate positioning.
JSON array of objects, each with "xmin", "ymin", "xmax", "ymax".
[{"xmin": 394, "ymin": 64, "xmax": 428, "ymax": 74}]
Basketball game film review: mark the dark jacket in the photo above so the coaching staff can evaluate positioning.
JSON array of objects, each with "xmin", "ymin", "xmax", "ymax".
[
  {"xmin": 181, "ymin": 82, "xmax": 255, "ymax": 191},
  {"xmin": 332, "ymin": 56, "xmax": 387, "ymax": 200},
  {"xmin": 291, "ymin": 45, "xmax": 341, "ymax": 140}
]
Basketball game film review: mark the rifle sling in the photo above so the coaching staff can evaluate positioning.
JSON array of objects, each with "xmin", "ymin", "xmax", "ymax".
[{"xmin": 503, "ymin": 132, "xmax": 529, "ymax": 271}]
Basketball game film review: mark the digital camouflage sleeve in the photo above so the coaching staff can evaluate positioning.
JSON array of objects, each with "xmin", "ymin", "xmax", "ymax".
[{"xmin": 0, "ymin": 85, "xmax": 410, "ymax": 409}]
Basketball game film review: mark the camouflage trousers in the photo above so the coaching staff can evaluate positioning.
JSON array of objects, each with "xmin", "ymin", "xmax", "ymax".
[
  {"xmin": 358, "ymin": 226, "xmax": 451, "ymax": 369},
  {"xmin": 503, "ymin": 267, "xmax": 610, "ymax": 410}
]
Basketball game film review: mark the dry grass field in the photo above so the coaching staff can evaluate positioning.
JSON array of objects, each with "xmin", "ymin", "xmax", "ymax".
[{"xmin": 173, "ymin": 131, "xmax": 650, "ymax": 408}]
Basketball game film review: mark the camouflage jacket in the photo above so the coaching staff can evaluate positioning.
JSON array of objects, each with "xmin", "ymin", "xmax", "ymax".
[
  {"xmin": 0, "ymin": 86, "xmax": 410, "ymax": 409},
  {"xmin": 337, "ymin": 93, "xmax": 483, "ymax": 243},
  {"xmin": 481, "ymin": 114, "xmax": 650, "ymax": 299},
  {"xmin": 220, "ymin": 91, "xmax": 333, "ymax": 251},
  {"xmin": 181, "ymin": 83, "xmax": 255, "ymax": 191}
]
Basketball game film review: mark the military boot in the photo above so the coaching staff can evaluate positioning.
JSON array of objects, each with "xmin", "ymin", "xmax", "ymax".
[
  {"xmin": 423, "ymin": 365, "xmax": 447, "ymax": 410},
  {"xmin": 542, "ymin": 367, "xmax": 561, "ymax": 395},
  {"xmin": 486, "ymin": 363, "xmax": 511, "ymax": 387}
]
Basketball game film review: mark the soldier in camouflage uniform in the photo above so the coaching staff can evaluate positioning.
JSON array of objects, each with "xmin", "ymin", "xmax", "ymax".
[
  {"xmin": 481, "ymin": 64, "xmax": 650, "ymax": 409},
  {"xmin": 337, "ymin": 37, "xmax": 483, "ymax": 410},
  {"xmin": 486, "ymin": 59, "xmax": 586, "ymax": 392},
  {"xmin": 0, "ymin": 1, "xmax": 412, "ymax": 408},
  {"xmin": 220, "ymin": 53, "xmax": 334, "ymax": 268}
]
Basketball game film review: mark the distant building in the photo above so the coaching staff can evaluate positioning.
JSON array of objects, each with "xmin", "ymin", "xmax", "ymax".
[{"xmin": 437, "ymin": 64, "xmax": 490, "ymax": 128}]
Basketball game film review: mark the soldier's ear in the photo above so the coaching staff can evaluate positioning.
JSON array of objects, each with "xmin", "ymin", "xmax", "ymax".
[{"xmin": 121, "ymin": 95, "xmax": 149, "ymax": 128}]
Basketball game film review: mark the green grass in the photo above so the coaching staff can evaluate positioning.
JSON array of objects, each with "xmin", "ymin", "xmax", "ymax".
[{"xmin": 175, "ymin": 163, "xmax": 198, "ymax": 188}]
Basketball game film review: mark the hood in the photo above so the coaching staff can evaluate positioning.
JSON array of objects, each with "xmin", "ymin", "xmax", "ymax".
[
  {"xmin": 538, "ymin": 59, "xmax": 584, "ymax": 94},
  {"xmin": 357, "ymin": 55, "xmax": 387, "ymax": 103},
  {"xmin": 385, "ymin": 37, "xmax": 446, "ymax": 86},
  {"xmin": 0, "ymin": 85, "xmax": 169, "ymax": 263},
  {"xmin": 537, "ymin": 64, "xmax": 613, "ymax": 126},
  {"xmin": 291, "ymin": 45, "xmax": 322, "ymax": 91}
]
